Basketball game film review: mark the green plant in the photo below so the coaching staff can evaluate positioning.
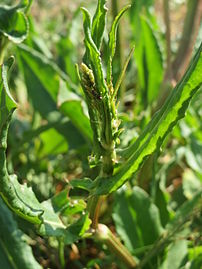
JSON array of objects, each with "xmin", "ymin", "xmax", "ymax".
[{"xmin": 0, "ymin": 0, "xmax": 202, "ymax": 268}]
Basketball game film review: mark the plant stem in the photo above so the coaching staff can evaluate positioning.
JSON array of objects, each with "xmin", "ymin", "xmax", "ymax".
[
  {"xmin": 163, "ymin": 0, "xmax": 172, "ymax": 80},
  {"xmin": 94, "ymin": 224, "xmax": 137, "ymax": 268},
  {"xmin": 87, "ymin": 195, "xmax": 103, "ymax": 229},
  {"xmin": 58, "ymin": 239, "xmax": 65, "ymax": 269},
  {"xmin": 88, "ymin": 146, "xmax": 115, "ymax": 229},
  {"xmin": 172, "ymin": 0, "xmax": 201, "ymax": 80}
]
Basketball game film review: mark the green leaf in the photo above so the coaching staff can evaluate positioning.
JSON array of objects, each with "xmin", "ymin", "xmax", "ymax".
[
  {"xmin": 185, "ymin": 138, "xmax": 202, "ymax": 174},
  {"xmin": 81, "ymin": 7, "xmax": 115, "ymax": 155},
  {"xmin": 189, "ymin": 253, "xmax": 202, "ymax": 269},
  {"xmin": 107, "ymin": 5, "xmax": 131, "ymax": 84},
  {"xmin": 166, "ymin": 190, "xmax": 202, "ymax": 232},
  {"xmin": 94, "ymin": 43, "xmax": 202, "ymax": 195},
  {"xmin": 91, "ymin": 0, "xmax": 107, "ymax": 49},
  {"xmin": 0, "ymin": 56, "xmax": 16, "ymax": 116},
  {"xmin": 0, "ymin": 197, "xmax": 42, "ymax": 269},
  {"xmin": 113, "ymin": 46, "xmax": 135, "ymax": 98},
  {"xmin": 159, "ymin": 240, "xmax": 188, "ymax": 269},
  {"xmin": 81, "ymin": 7, "xmax": 108, "ymax": 97},
  {"xmin": 129, "ymin": 1, "xmax": 161, "ymax": 105},
  {"xmin": 38, "ymin": 200, "xmax": 67, "ymax": 236},
  {"xmin": 60, "ymin": 100, "xmax": 92, "ymax": 141},
  {"xmin": 39, "ymin": 198, "xmax": 91, "ymax": 245},
  {"xmin": 113, "ymin": 190, "xmax": 142, "ymax": 253},
  {"xmin": 58, "ymin": 81, "xmax": 93, "ymax": 141},
  {"xmin": 133, "ymin": 190, "xmax": 202, "ymax": 267},
  {"xmin": 0, "ymin": 57, "xmax": 43, "ymax": 224},
  {"xmin": 140, "ymin": 16, "xmax": 163, "ymax": 103},
  {"xmin": 182, "ymin": 169, "xmax": 201, "ymax": 199},
  {"xmin": 70, "ymin": 178, "xmax": 94, "ymax": 191},
  {"xmin": 17, "ymin": 45, "xmax": 87, "ymax": 148},
  {"xmin": 51, "ymin": 189, "xmax": 86, "ymax": 216},
  {"xmin": 113, "ymin": 187, "xmax": 163, "ymax": 254},
  {"xmin": 0, "ymin": 3, "xmax": 29, "ymax": 43},
  {"xmin": 154, "ymin": 182, "xmax": 170, "ymax": 227},
  {"xmin": 38, "ymin": 128, "xmax": 68, "ymax": 157}
]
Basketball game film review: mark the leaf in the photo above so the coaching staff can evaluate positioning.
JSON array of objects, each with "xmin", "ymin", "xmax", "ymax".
[
  {"xmin": 113, "ymin": 190, "xmax": 142, "ymax": 253},
  {"xmin": 81, "ymin": 7, "xmax": 115, "ymax": 152},
  {"xmin": 140, "ymin": 16, "xmax": 163, "ymax": 103},
  {"xmin": 70, "ymin": 178, "xmax": 94, "ymax": 191},
  {"xmin": 0, "ymin": 56, "xmax": 16, "ymax": 116},
  {"xmin": 154, "ymin": 182, "xmax": 170, "ymax": 227},
  {"xmin": 38, "ymin": 128, "xmax": 68, "ymax": 157},
  {"xmin": 38, "ymin": 200, "xmax": 67, "ymax": 236},
  {"xmin": 113, "ymin": 46, "xmax": 135, "ymax": 98},
  {"xmin": 129, "ymin": 1, "xmax": 161, "ymax": 105},
  {"xmin": 81, "ymin": 7, "xmax": 108, "ymax": 97},
  {"xmin": 58, "ymin": 80, "xmax": 93, "ymax": 141},
  {"xmin": 51, "ymin": 189, "xmax": 86, "ymax": 216},
  {"xmin": 159, "ymin": 240, "xmax": 188, "ymax": 269},
  {"xmin": 0, "ymin": 197, "xmax": 42, "ymax": 269},
  {"xmin": 107, "ymin": 5, "xmax": 131, "ymax": 84},
  {"xmin": 60, "ymin": 100, "xmax": 92, "ymax": 141},
  {"xmin": 113, "ymin": 187, "xmax": 163, "ymax": 254},
  {"xmin": 39, "ymin": 198, "xmax": 91, "ymax": 245},
  {"xmin": 182, "ymin": 169, "xmax": 201, "ymax": 200},
  {"xmin": 185, "ymin": 138, "xmax": 202, "ymax": 173},
  {"xmin": 0, "ymin": 2, "xmax": 29, "ymax": 43},
  {"xmin": 17, "ymin": 45, "xmax": 87, "ymax": 148},
  {"xmin": 189, "ymin": 254, "xmax": 202, "ymax": 269},
  {"xmin": 94, "ymin": 43, "xmax": 202, "ymax": 195},
  {"xmin": 133, "ymin": 190, "xmax": 202, "ymax": 267},
  {"xmin": 57, "ymin": 35, "xmax": 79, "ymax": 83},
  {"xmin": 91, "ymin": 0, "xmax": 107, "ymax": 49},
  {"xmin": 166, "ymin": 190, "xmax": 202, "ymax": 232},
  {"xmin": 0, "ymin": 57, "xmax": 43, "ymax": 224}
]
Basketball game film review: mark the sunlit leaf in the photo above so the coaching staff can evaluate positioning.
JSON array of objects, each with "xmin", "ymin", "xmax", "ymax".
[
  {"xmin": 0, "ymin": 2, "xmax": 29, "ymax": 43},
  {"xmin": 94, "ymin": 43, "xmax": 202, "ymax": 194},
  {"xmin": 91, "ymin": 0, "xmax": 107, "ymax": 49}
]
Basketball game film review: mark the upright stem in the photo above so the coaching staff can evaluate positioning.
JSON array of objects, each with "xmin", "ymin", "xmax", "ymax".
[
  {"xmin": 88, "ymin": 147, "xmax": 115, "ymax": 229},
  {"xmin": 58, "ymin": 239, "xmax": 65, "ymax": 269},
  {"xmin": 155, "ymin": 0, "xmax": 201, "ymax": 112},
  {"xmin": 94, "ymin": 224, "xmax": 137, "ymax": 268},
  {"xmin": 163, "ymin": 0, "xmax": 172, "ymax": 80},
  {"xmin": 172, "ymin": 0, "xmax": 201, "ymax": 80},
  {"xmin": 87, "ymin": 195, "xmax": 103, "ymax": 229}
]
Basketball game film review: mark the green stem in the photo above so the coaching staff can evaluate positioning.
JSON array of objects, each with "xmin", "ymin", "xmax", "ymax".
[
  {"xmin": 87, "ymin": 195, "xmax": 102, "ymax": 229},
  {"xmin": 88, "ymin": 146, "xmax": 115, "ymax": 229},
  {"xmin": 58, "ymin": 239, "xmax": 65, "ymax": 269},
  {"xmin": 94, "ymin": 224, "xmax": 137, "ymax": 268}
]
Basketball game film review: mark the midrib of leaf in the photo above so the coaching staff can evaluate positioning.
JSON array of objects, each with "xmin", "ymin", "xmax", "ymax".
[
  {"xmin": 94, "ymin": 43, "xmax": 202, "ymax": 194},
  {"xmin": 43, "ymin": 219, "xmax": 66, "ymax": 229}
]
